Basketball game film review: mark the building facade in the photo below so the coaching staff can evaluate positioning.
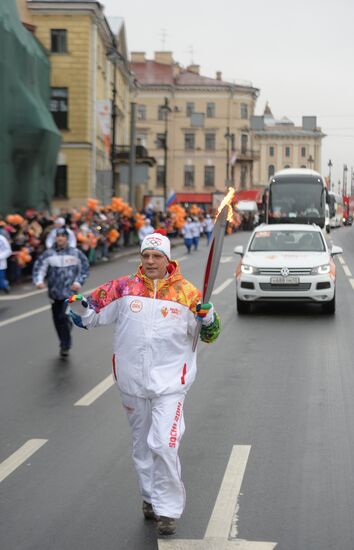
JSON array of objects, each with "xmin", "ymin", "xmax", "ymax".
[
  {"xmin": 28, "ymin": 0, "xmax": 132, "ymax": 207},
  {"xmin": 252, "ymin": 104, "xmax": 325, "ymax": 186},
  {"xmin": 130, "ymin": 52, "xmax": 260, "ymax": 205}
]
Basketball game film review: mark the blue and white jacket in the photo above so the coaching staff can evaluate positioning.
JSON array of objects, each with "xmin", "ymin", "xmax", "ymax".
[{"xmin": 33, "ymin": 245, "xmax": 89, "ymax": 300}]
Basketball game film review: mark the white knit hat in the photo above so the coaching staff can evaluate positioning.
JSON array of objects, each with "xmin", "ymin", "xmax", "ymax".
[{"xmin": 141, "ymin": 233, "xmax": 171, "ymax": 260}]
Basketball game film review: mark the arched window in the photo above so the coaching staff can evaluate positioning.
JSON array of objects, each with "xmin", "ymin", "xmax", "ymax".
[{"xmin": 268, "ymin": 165, "xmax": 275, "ymax": 178}]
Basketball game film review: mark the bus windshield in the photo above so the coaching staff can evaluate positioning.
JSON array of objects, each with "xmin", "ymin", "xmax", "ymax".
[{"xmin": 268, "ymin": 178, "xmax": 325, "ymax": 226}]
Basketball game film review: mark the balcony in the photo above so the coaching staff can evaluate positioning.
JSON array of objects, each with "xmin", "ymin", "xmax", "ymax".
[
  {"xmin": 113, "ymin": 145, "xmax": 156, "ymax": 166},
  {"xmin": 236, "ymin": 148, "xmax": 260, "ymax": 161}
]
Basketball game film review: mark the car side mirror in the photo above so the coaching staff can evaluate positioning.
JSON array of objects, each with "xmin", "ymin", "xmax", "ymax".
[
  {"xmin": 331, "ymin": 245, "xmax": 343, "ymax": 256},
  {"xmin": 234, "ymin": 245, "xmax": 244, "ymax": 256}
]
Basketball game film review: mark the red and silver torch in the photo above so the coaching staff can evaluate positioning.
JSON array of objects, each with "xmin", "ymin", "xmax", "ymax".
[{"xmin": 192, "ymin": 187, "xmax": 235, "ymax": 351}]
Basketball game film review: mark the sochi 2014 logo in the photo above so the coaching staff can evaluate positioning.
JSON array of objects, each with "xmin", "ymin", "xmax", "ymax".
[{"xmin": 130, "ymin": 299, "xmax": 143, "ymax": 313}]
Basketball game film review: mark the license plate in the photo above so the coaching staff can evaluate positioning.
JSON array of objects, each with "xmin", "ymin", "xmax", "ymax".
[{"xmin": 270, "ymin": 276, "xmax": 300, "ymax": 285}]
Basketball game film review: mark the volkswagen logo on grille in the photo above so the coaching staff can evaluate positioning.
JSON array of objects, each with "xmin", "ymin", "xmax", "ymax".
[{"xmin": 281, "ymin": 267, "xmax": 290, "ymax": 277}]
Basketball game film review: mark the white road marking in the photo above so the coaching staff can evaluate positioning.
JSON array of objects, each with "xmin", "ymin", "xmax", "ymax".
[
  {"xmin": 220, "ymin": 256, "xmax": 233, "ymax": 263},
  {"xmin": 0, "ymin": 288, "xmax": 47, "ymax": 301},
  {"xmin": 0, "ymin": 305, "xmax": 51, "ymax": 328},
  {"xmin": 350, "ymin": 279, "xmax": 354, "ymax": 291},
  {"xmin": 158, "ymin": 444, "xmax": 277, "ymax": 549},
  {"xmin": 212, "ymin": 278, "xmax": 234, "ymax": 295},
  {"xmin": 0, "ymin": 286, "xmax": 98, "ymax": 328},
  {"xmin": 342, "ymin": 265, "xmax": 352, "ymax": 277},
  {"xmin": 74, "ymin": 375, "xmax": 114, "ymax": 406},
  {"xmin": 176, "ymin": 255, "xmax": 189, "ymax": 261},
  {"xmin": 338, "ymin": 256, "xmax": 345, "ymax": 265},
  {"xmin": 0, "ymin": 439, "xmax": 48, "ymax": 483}
]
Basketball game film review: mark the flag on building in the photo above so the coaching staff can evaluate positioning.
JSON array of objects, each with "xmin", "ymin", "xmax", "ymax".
[{"xmin": 166, "ymin": 190, "xmax": 177, "ymax": 207}]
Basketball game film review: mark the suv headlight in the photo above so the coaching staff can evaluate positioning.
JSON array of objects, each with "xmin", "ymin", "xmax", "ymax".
[
  {"xmin": 312, "ymin": 264, "xmax": 330, "ymax": 275},
  {"xmin": 241, "ymin": 264, "xmax": 257, "ymax": 274}
]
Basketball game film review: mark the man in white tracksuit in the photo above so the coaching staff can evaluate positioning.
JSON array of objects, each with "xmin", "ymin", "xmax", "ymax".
[{"xmin": 67, "ymin": 233, "xmax": 220, "ymax": 536}]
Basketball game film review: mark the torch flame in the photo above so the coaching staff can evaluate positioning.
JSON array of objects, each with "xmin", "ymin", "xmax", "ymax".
[{"xmin": 215, "ymin": 187, "xmax": 235, "ymax": 222}]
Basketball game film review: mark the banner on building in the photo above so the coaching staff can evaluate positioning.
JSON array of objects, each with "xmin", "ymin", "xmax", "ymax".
[{"xmin": 96, "ymin": 100, "xmax": 111, "ymax": 158}]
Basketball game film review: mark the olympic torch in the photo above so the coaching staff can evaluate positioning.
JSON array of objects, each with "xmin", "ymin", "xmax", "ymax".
[{"xmin": 192, "ymin": 188, "xmax": 235, "ymax": 351}]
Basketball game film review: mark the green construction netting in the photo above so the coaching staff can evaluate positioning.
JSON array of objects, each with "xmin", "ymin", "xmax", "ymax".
[{"xmin": 0, "ymin": 0, "xmax": 61, "ymax": 215}]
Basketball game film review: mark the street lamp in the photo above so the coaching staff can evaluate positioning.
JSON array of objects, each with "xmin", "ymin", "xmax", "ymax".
[
  {"xmin": 224, "ymin": 128, "xmax": 235, "ymax": 185},
  {"xmin": 107, "ymin": 43, "xmax": 123, "ymax": 197},
  {"xmin": 327, "ymin": 159, "xmax": 333, "ymax": 190},
  {"xmin": 160, "ymin": 97, "xmax": 172, "ymax": 209},
  {"xmin": 343, "ymin": 164, "xmax": 348, "ymax": 196}
]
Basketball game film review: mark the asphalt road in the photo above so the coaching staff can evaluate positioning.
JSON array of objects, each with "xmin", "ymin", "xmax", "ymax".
[{"xmin": 1, "ymin": 228, "xmax": 354, "ymax": 550}]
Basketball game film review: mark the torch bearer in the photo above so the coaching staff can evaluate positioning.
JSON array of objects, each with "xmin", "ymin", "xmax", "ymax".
[{"xmin": 192, "ymin": 189, "xmax": 235, "ymax": 351}]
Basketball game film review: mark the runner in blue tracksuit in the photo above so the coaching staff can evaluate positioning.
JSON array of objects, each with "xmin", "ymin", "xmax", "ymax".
[{"xmin": 33, "ymin": 228, "xmax": 89, "ymax": 357}]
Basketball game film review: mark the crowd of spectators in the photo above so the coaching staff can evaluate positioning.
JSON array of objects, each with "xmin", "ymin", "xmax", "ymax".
[{"xmin": 0, "ymin": 198, "xmax": 217, "ymax": 288}]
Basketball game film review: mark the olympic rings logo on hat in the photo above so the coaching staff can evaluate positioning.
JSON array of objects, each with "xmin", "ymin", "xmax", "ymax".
[{"xmin": 145, "ymin": 237, "xmax": 162, "ymax": 246}]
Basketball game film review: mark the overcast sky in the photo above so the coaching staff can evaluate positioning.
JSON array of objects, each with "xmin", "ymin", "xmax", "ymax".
[{"xmin": 103, "ymin": 0, "xmax": 354, "ymax": 188}]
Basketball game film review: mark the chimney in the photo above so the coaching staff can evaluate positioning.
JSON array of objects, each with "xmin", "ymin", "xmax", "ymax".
[
  {"xmin": 187, "ymin": 64, "xmax": 200, "ymax": 75},
  {"xmin": 154, "ymin": 51, "xmax": 173, "ymax": 65},
  {"xmin": 216, "ymin": 71, "xmax": 222, "ymax": 81},
  {"xmin": 131, "ymin": 51, "xmax": 146, "ymax": 63}
]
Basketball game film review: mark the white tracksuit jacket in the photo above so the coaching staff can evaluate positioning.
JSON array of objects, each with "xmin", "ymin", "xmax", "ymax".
[{"xmin": 72, "ymin": 261, "xmax": 220, "ymax": 518}]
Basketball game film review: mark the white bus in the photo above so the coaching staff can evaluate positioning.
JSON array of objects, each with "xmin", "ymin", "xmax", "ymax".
[{"xmin": 328, "ymin": 192, "xmax": 344, "ymax": 228}]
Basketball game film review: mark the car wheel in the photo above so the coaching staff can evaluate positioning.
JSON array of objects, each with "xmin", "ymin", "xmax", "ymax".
[
  {"xmin": 322, "ymin": 294, "xmax": 335, "ymax": 314},
  {"xmin": 326, "ymin": 225, "xmax": 331, "ymax": 234},
  {"xmin": 237, "ymin": 296, "xmax": 251, "ymax": 314}
]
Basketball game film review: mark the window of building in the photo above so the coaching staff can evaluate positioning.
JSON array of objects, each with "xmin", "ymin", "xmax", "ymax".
[
  {"xmin": 240, "ymin": 103, "xmax": 248, "ymax": 119},
  {"xmin": 205, "ymin": 133, "xmax": 215, "ymax": 151},
  {"xmin": 186, "ymin": 102, "xmax": 195, "ymax": 116},
  {"xmin": 300, "ymin": 165, "xmax": 306, "ymax": 169},
  {"xmin": 184, "ymin": 165, "xmax": 195, "ymax": 187},
  {"xmin": 158, "ymin": 105, "xmax": 167, "ymax": 120},
  {"xmin": 285, "ymin": 146, "xmax": 291, "ymax": 157},
  {"xmin": 184, "ymin": 133, "xmax": 195, "ymax": 150},
  {"xmin": 137, "ymin": 104, "xmax": 146, "ymax": 120},
  {"xmin": 54, "ymin": 165, "xmax": 68, "ymax": 198},
  {"xmin": 206, "ymin": 102, "xmax": 215, "ymax": 118},
  {"xmin": 137, "ymin": 134, "xmax": 147, "ymax": 147},
  {"xmin": 156, "ymin": 133, "xmax": 165, "ymax": 149},
  {"xmin": 50, "ymin": 87, "xmax": 68, "ymax": 129},
  {"xmin": 268, "ymin": 165, "xmax": 275, "ymax": 178},
  {"xmin": 284, "ymin": 165, "xmax": 291, "ymax": 169},
  {"xmin": 204, "ymin": 166, "xmax": 215, "ymax": 187},
  {"xmin": 241, "ymin": 134, "xmax": 248, "ymax": 154},
  {"xmin": 156, "ymin": 165, "xmax": 165, "ymax": 188},
  {"xmin": 50, "ymin": 29, "xmax": 67, "ymax": 53},
  {"xmin": 269, "ymin": 146, "xmax": 274, "ymax": 157},
  {"xmin": 240, "ymin": 164, "xmax": 247, "ymax": 188},
  {"xmin": 301, "ymin": 146, "xmax": 306, "ymax": 157}
]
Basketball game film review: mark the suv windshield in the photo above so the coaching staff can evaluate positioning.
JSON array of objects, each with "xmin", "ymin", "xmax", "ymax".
[{"xmin": 249, "ymin": 230, "xmax": 325, "ymax": 252}]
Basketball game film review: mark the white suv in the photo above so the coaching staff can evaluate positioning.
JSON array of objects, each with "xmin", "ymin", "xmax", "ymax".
[{"xmin": 234, "ymin": 224, "xmax": 343, "ymax": 314}]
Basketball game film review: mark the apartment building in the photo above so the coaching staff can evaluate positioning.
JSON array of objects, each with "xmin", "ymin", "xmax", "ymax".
[
  {"xmin": 130, "ymin": 51, "xmax": 260, "ymax": 206},
  {"xmin": 252, "ymin": 104, "xmax": 325, "ymax": 185},
  {"xmin": 28, "ymin": 0, "xmax": 132, "ymax": 207}
]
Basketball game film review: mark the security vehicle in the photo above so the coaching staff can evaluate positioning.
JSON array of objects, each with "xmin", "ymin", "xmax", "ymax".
[{"xmin": 234, "ymin": 224, "xmax": 342, "ymax": 314}]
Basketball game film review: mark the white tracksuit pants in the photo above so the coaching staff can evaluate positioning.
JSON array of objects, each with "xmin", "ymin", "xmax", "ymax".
[{"xmin": 121, "ymin": 391, "xmax": 186, "ymax": 519}]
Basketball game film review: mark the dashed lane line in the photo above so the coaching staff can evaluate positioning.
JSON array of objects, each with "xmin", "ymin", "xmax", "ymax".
[
  {"xmin": 212, "ymin": 278, "xmax": 234, "ymax": 296},
  {"xmin": 342, "ymin": 265, "xmax": 352, "ymax": 277},
  {"xmin": 350, "ymin": 279, "xmax": 354, "ymax": 291},
  {"xmin": 0, "ymin": 285, "xmax": 98, "ymax": 328},
  {"xmin": 74, "ymin": 375, "xmax": 114, "ymax": 406},
  {"xmin": 0, "ymin": 288, "xmax": 47, "ymax": 301},
  {"xmin": 0, "ymin": 305, "xmax": 51, "ymax": 328},
  {"xmin": 0, "ymin": 439, "xmax": 48, "ymax": 483},
  {"xmin": 338, "ymin": 256, "xmax": 345, "ymax": 265}
]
